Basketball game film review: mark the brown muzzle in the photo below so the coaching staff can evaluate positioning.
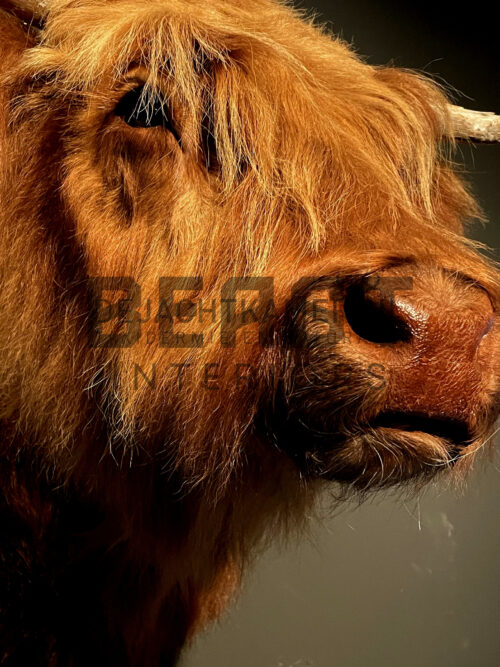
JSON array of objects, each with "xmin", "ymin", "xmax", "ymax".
[
  {"xmin": 343, "ymin": 267, "xmax": 498, "ymax": 444},
  {"xmin": 270, "ymin": 264, "xmax": 499, "ymax": 487}
]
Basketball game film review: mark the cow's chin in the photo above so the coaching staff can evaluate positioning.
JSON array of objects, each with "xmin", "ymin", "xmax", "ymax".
[
  {"xmin": 298, "ymin": 430, "xmax": 458, "ymax": 489},
  {"xmin": 269, "ymin": 417, "xmax": 490, "ymax": 492}
]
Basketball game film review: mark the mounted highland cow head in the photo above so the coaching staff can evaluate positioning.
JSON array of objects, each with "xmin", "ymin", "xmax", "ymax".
[{"xmin": 0, "ymin": 1, "xmax": 499, "ymax": 665}]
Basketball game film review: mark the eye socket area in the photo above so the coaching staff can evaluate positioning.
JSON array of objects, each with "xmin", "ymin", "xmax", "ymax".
[{"xmin": 114, "ymin": 84, "xmax": 181, "ymax": 143}]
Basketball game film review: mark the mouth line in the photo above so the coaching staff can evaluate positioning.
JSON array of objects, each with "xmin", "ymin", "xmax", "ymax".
[{"xmin": 368, "ymin": 411, "xmax": 472, "ymax": 448}]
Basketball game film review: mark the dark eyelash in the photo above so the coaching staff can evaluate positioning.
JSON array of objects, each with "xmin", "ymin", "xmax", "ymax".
[
  {"xmin": 114, "ymin": 85, "xmax": 181, "ymax": 144},
  {"xmin": 201, "ymin": 108, "xmax": 219, "ymax": 173}
]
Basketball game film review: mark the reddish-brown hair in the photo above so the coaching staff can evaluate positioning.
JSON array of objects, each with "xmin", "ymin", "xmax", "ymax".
[{"xmin": 0, "ymin": 1, "xmax": 498, "ymax": 664}]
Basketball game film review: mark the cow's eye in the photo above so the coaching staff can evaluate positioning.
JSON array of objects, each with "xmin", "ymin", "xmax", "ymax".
[{"xmin": 114, "ymin": 85, "xmax": 180, "ymax": 141}]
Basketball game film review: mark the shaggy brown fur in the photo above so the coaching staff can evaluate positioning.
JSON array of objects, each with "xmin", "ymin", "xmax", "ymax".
[{"xmin": 0, "ymin": 1, "xmax": 499, "ymax": 665}]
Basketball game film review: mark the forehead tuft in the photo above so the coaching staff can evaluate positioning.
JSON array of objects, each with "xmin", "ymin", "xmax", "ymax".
[
  {"xmin": 29, "ymin": 0, "xmax": 335, "ymax": 87},
  {"xmin": 11, "ymin": 0, "xmax": 479, "ymax": 247}
]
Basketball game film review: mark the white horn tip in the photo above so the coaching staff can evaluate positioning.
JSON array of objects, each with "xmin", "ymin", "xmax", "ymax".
[{"xmin": 448, "ymin": 105, "xmax": 500, "ymax": 143}]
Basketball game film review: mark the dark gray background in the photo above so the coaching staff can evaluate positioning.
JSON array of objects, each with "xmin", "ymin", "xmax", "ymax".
[{"xmin": 183, "ymin": 2, "xmax": 500, "ymax": 665}]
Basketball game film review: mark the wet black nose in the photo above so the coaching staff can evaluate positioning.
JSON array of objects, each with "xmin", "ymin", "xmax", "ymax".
[
  {"xmin": 343, "ymin": 280, "xmax": 411, "ymax": 344},
  {"xmin": 340, "ymin": 269, "xmax": 496, "ymax": 426},
  {"xmin": 342, "ymin": 273, "xmax": 493, "ymax": 351}
]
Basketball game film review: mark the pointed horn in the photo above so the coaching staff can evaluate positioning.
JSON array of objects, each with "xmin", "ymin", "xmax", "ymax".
[{"xmin": 448, "ymin": 105, "xmax": 500, "ymax": 143}]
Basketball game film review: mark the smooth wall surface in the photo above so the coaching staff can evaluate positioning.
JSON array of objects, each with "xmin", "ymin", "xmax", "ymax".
[{"xmin": 183, "ymin": 2, "xmax": 500, "ymax": 665}]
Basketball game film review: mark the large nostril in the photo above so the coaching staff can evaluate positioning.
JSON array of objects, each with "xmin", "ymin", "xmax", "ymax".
[{"xmin": 343, "ymin": 281, "xmax": 412, "ymax": 344}]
